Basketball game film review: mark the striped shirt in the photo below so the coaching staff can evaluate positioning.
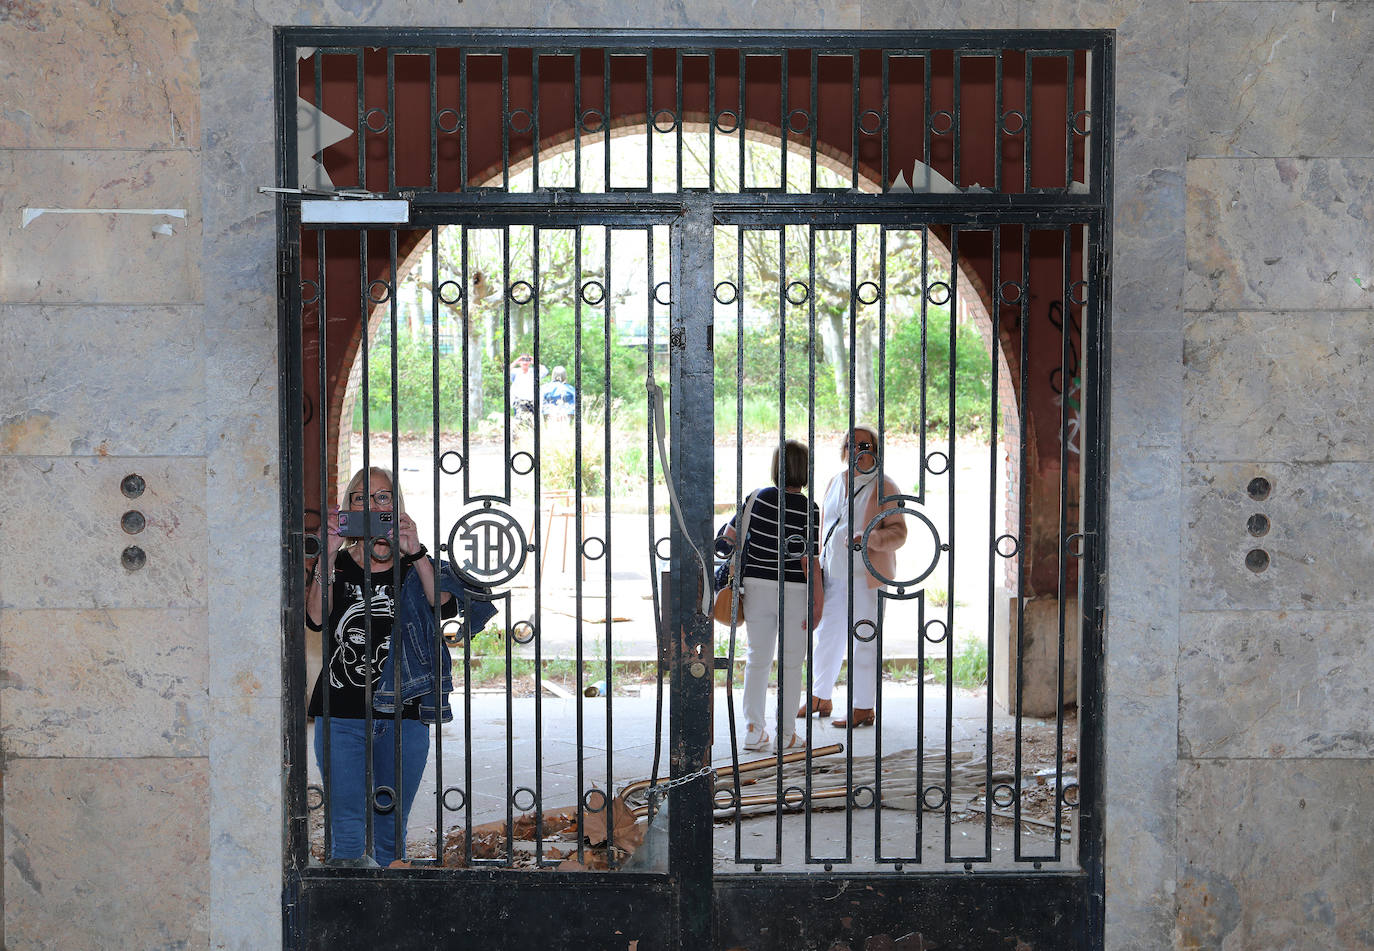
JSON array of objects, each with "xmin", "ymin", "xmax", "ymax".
[{"xmin": 731, "ymin": 486, "xmax": 821, "ymax": 583}]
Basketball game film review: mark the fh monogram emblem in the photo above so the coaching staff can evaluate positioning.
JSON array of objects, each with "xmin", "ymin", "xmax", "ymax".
[{"xmin": 447, "ymin": 507, "xmax": 528, "ymax": 586}]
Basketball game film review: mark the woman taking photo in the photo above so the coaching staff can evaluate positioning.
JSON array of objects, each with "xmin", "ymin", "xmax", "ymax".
[
  {"xmin": 306, "ymin": 466, "xmax": 494, "ymax": 867},
  {"xmin": 801, "ymin": 425, "xmax": 907, "ymax": 729},
  {"xmin": 722, "ymin": 440, "xmax": 821, "ymax": 753}
]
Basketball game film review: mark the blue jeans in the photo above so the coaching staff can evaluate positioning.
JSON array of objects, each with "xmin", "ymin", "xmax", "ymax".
[{"xmin": 313, "ymin": 716, "xmax": 430, "ymax": 867}]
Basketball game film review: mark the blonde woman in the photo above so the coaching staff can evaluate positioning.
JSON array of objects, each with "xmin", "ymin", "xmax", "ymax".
[{"xmin": 306, "ymin": 466, "xmax": 494, "ymax": 866}]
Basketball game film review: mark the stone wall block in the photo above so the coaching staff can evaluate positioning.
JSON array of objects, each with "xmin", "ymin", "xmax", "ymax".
[
  {"xmin": 0, "ymin": 0, "xmax": 198, "ymax": 150},
  {"xmin": 1107, "ymin": 447, "xmax": 1180, "ymax": 623},
  {"xmin": 1186, "ymin": 157, "xmax": 1374, "ymax": 312},
  {"xmin": 1183, "ymin": 462, "xmax": 1374, "ymax": 611},
  {"xmin": 3, "ymin": 758, "xmax": 209, "ymax": 951},
  {"xmin": 1179, "ymin": 610, "xmax": 1373, "ymax": 759},
  {"xmin": 1188, "ymin": 3, "xmax": 1374, "ymax": 159},
  {"xmin": 1184, "ymin": 311, "xmax": 1374, "ymax": 464},
  {"xmin": 0, "ymin": 457, "xmax": 207, "ymax": 610},
  {"xmin": 0, "ymin": 609, "xmax": 208, "ymax": 758},
  {"xmin": 0, "ymin": 151, "xmax": 202, "ymax": 304},
  {"xmin": 210, "ymin": 697, "xmax": 281, "ymax": 951},
  {"xmin": 0, "ymin": 305, "xmax": 206, "ymax": 457},
  {"xmin": 1112, "ymin": 332, "xmax": 1181, "ymax": 451},
  {"xmin": 1177, "ymin": 759, "xmax": 1373, "ymax": 951}
]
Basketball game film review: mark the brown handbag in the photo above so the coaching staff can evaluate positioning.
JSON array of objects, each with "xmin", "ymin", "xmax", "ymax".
[{"xmin": 711, "ymin": 494, "xmax": 757, "ymax": 625}]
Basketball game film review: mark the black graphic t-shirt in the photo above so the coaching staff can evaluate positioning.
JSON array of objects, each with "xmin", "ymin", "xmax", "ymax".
[{"xmin": 307, "ymin": 550, "xmax": 445, "ymax": 719}]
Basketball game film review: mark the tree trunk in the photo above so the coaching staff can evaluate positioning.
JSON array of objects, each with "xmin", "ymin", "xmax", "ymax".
[
  {"xmin": 821, "ymin": 310, "xmax": 849, "ymax": 407},
  {"xmin": 467, "ymin": 325, "xmax": 484, "ymax": 420},
  {"xmin": 853, "ymin": 318, "xmax": 877, "ymax": 422}
]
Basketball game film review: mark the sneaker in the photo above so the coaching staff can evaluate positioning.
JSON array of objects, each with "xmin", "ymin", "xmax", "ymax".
[
  {"xmin": 774, "ymin": 732, "xmax": 803, "ymax": 753},
  {"xmin": 743, "ymin": 724, "xmax": 770, "ymax": 751}
]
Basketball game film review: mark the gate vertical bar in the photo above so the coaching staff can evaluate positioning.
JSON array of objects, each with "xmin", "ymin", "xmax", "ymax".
[{"xmin": 670, "ymin": 201, "xmax": 717, "ymax": 950}]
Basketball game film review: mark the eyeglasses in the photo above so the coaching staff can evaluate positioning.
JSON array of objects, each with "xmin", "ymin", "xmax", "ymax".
[
  {"xmin": 348, "ymin": 490, "xmax": 393, "ymax": 507},
  {"xmin": 852, "ymin": 440, "xmax": 875, "ymax": 453}
]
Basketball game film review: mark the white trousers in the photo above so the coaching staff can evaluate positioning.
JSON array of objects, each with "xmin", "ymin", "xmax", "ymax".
[
  {"xmin": 741, "ymin": 577, "xmax": 809, "ymax": 744},
  {"xmin": 809, "ymin": 564, "xmax": 882, "ymax": 709}
]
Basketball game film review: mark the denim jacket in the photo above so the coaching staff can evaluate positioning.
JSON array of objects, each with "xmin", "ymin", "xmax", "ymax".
[{"xmin": 373, "ymin": 557, "xmax": 496, "ymax": 724}]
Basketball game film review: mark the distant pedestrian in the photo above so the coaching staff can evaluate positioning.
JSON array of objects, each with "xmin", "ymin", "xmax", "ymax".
[{"xmin": 540, "ymin": 365, "xmax": 576, "ymax": 421}]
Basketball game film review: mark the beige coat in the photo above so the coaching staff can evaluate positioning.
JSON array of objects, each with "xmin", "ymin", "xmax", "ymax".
[{"xmin": 822, "ymin": 471, "xmax": 908, "ymax": 589}]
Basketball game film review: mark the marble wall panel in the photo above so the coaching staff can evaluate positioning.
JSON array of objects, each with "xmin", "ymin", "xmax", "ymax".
[
  {"xmin": 1186, "ymin": 157, "xmax": 1374, "ymax": 312},
  {"xmin": 1184, "ymin": 311, "xmax": 1374, "ymax": 464},
  {"xmin": 1188, "ymin": 2, "xmax": 1374, "ymax": 159},
  {"xmin": 0, "ymin": 151, "xmax": 202, "ymax": 305},
  {"xmin": 0, "ymin": 457, "xmax": 207, "ymax": 610},
  {"xmin": 1183, "ymin": 461, "xmax": 1374, "ymax": 612},
  {"xmin": 535, "ymin": 0, "xmax": 859, "ymax": 29},
  {"xmin": 1177, "ymin": 758, "xmax": 1374, "ymax": 951},
  {"xmin": 1179, "ymin": 609, "xmax": 1373, "ymax": 759},
  {"xmin": 860, "ymin": 0, "xmax": 1020, "ymax": 29},
  {"xmin": 1108, "ymin": 447, "xmax": 1181, "ymax": 624},
  {"xmin": 2, "ymin": 757, "xmax": 209, "ymax": 951},
  {"xmin": 0, "ymin": 609, "xmax": 208, "ymax": 758},
  {"xmin": 0, "ymin": 304, "xmax": 206, "ymax": 457},
  {"xmin": 209, "ymin": 697, "xmax": 281, "ymax": 951},
  {"xmin": 0, "ymin": 0, "xmax": 199, "ymax": 150}
]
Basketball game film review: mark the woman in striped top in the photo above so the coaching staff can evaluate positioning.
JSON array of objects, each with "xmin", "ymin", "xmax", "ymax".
[{"xmin": 722, "ymin": 439, "xmax": 821, "ymax": 752}]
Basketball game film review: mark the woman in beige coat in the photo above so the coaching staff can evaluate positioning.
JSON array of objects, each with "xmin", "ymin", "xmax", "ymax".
[{"xmin": 800, "ymin": 425, "xmax": 907, "ymax": 728}]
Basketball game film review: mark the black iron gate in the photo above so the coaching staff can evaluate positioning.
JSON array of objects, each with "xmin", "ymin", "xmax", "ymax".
[{"xmin": 277, "ymin": 28, "xmax": 1110, "ymax": 950}]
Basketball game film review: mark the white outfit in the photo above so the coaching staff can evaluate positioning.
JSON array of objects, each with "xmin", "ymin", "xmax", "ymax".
[
  {"xmin": 741, "ymin": 576, "xmax": 810, "ymax": 746},
  {"xmin": 810, "ymin": 471, "xmax": 882, "ymax": 709}
]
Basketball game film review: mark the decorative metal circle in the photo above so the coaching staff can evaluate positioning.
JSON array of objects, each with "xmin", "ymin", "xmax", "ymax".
[
  {"xmin": 437, "ymin": 280, "xmax": 463, "ymax": 305},
  {"xmin": 121, "ymin": 473, "xmax": 146, "ymax": 499},
  {"xmin": 436, "ymin": 108, "xmax": 462, "ymax": 134},
  {"xmin": 1071, "ymin": 110, "xmax": 1092, "ymax": 136},
  {"xmin": 654, "ymin": 281, "xmax": 672, "ymax": 306},
  {"xmin": 785, "ymin": 281, "xmax": 810, "ymax": 305},
  {"xmin": 925, "ymin": 450, "xmax": 950, "ymax": 475},
  {"xmin": 991, "ymin": 784, "xmax": 1016, "ymax": 809},
  {"xmin": 858, "ymin": 110, "xmax": 884, "ymax": 135},
  {"xmin": 369, "ymin": 537, "xmax": 393, "ymax": 562},
  {"xmin": 861, "ymin": 504, "xmax": 942, "ymax": 588},
  {"xmin": 301, "ymin": 279, "xmax": 321, "ymax": 305},
  {"xmin": 580, "ymin": 280, "xmax": 606, "ymax": 306},
  {"xmin": 1070, "ymin": 280, "xmax": 1089, "ymax": 306},
  {"xmin": 922, "ymin": 785, "xmax": 948, "ymax": 810},
  {"xmin": 441, "ymin": 618, "xmax": 465, "ymax": 645},
  {"xmin": 1247, "ymin": 477, "xmax": 1271, "ymax": 501},
  {"xmin": 364, "ymin": 108, "xmax": 390, "ymax": 133},
  {"xmin": 446, "ymin": 507, "xmax": 529, "ymax": 586},
  {"xmin": 714, "ymin": 110, "xmax": 739, "ymax": 134},
  {"xmin": 654, "ymin": 536, "xmax": 672, "ymax": 561},
  {"xmin": 786, "ymin": 109, "xmax": 812, "ymax": 134},
  {"xmin": 583, "ymin": 789, "xmax": 607, "ymax": 813},
  {"xmin": 652, "ymin": 109, "xmax": 678, "ymax": 133},
  {"xmin": 714, "ymin": 281, "xmax": 738, "ymax": 305},
  {"xmin": 439, "ymin": 450, "xmax": 464, "ymax": 475},
  {"xmin": 995, "ymin": 534, "xmax": 1021, "ymax": 558},
  {"xmin": 580, "ymin": 110, "xmax": 605, "ymax": 133},
  {"xmin": 510, "ymin": 620, "xmax": 536, "ymax": 645},
  {"xmin": 508, "ymin": 280, "xmax": 534, "ymax": 305},
  {"xmin": 121, "ymin": 546, "xmax": 146, "ymax": 571},
  {"xmin": 367, "ymin": 279, "xmax": 392, "ymax": 304},
  {"xmin": 926, "ymin": 281, "xmax": 952, "ymax": 306},
  {"xmin": 442, "ymin": 786, "xmax": 466, "ymax": 811},
  {"xmin": 930, "ymin": 110, "xmax": 954, "ymax": 135},
  {"xmin": 1245, "ymin": 549, "xmax": 1269, "ymax": 573},
  {"xmin": 512, "ymin": 787, "xmax": 537, "ymax": 812},
  {"xmin": 373, "ymin": 785, "xmax": 396, "ymax": 813},
  {"xmin": 1060, "ymin": 781, "xmax": 1080, "ymax": 808},
  {"xmin": 852, "ymin": 449, "xmax": 879, "ymax": 476},
  {"xmin": 855, "ymin": 281, "xmax": 882, "ymax": 306},
  {"xmin": 783, "ymin": 785, "xmax": 806, "ymax": 808},
  {"xmin": 304, "ymin": 533, "xmax": 322, "ymax": 559},
  {"xmin": 1066, "ymin": 532, "xmax": 1085, "ymax": 558},
  {"xmin": 306, "ymin": 785, "xmax": 325, "ymax": 810},
  {"xmin": 511, "ymin": 451, "xmax": 536, "ymax": 476},
  {"xmin": 581, "ymin": 536, "xmax": 607, "ymax": 562},
  {"xmin": 1000, "ymin": 110, "xmax": 1027, "ymax": 135},
  {"xmin": 508, "ymin": 108, "xmax": 534, "ymax": 134},
  {"xmin": 784, "ymin": 533, "xmax": 808, "ymax": 558},
  {"xmin": 852, "ymin": 619, "xmax": 878, "ymax": 644},
  {"xmin": 924, "ymin": 618, "xmax": 949, "ymax": 644},
  {"xmin": 713, "ymin": 787, "xmax": 738, "ymax": 809},
  {"xmin": 851, "ymin": 785, "xmax": 876, "ymax": 809},
  {"xmin": 1247, "ymin": 513, "xmax": 1270, "ymax": 538},
  {"xmin": 121, "ymin": 510, "xmax": 146, "ymax": 535},
  {"xmin": 998, "ymin": 280, "xmax": 1024, "ymax": 305}
]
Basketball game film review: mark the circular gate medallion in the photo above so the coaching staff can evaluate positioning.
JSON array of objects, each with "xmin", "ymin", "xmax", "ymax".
[
  {"xmin": 860, "ymin": 498, "xmax": 942, "ymax": 589},
  {"xmin": 447, "ymin": 507, "xmax": 529, "ymax": 586}
]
